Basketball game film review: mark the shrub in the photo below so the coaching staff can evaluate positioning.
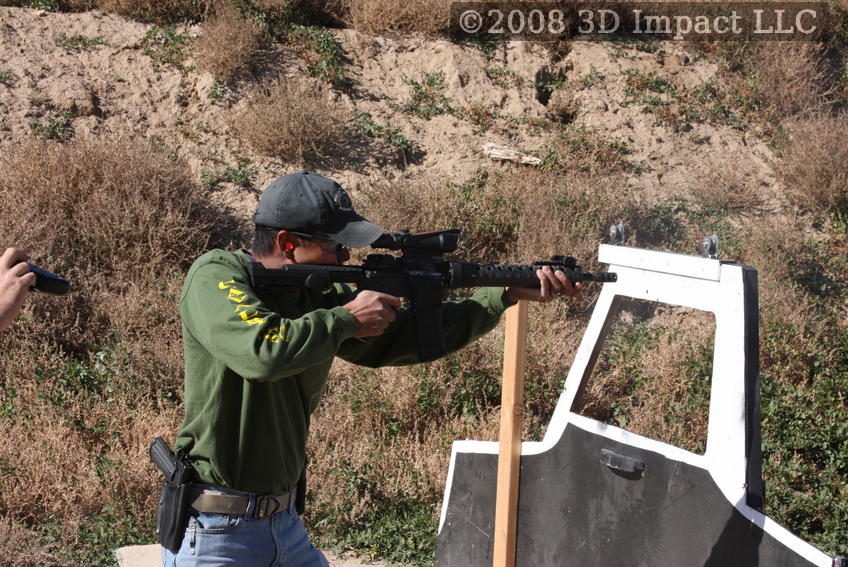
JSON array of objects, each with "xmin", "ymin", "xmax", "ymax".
[
  {"xmin": 234, "ymin": 78, "xmax": 350, "ymax": 163},
  {"xmin": 194, "ymin": 1, "xmax": 262, "ymax": 83},
  {"xmin": 0, "ymin": 136, "xmax": 237, "ymax": 341},
  {"xmin": 778, "ymin": 113, "xmax": 848, "ymax": 216},
  {"xmin": 708, "ymin": 41, "xmax": 840, "ymax": 134},
  {"xmin": 0, "ymin": 133, "xmax": 243, "ymax": 365},
  {"xmin": 97, "ymin": 0, "xmax": 209, "ymax": 23},
  {"xmin": 744, "ymin": 43, "xmax": 836, "ymax": 125},
  {"xmin": 335, "ymin": 0, "xmax": 449, "ymax": 34}
]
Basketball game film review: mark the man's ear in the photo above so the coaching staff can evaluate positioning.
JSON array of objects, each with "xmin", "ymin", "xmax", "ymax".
[{"xmin": 275, "ymin": 230, "xmax": 296, "ymax": 256}]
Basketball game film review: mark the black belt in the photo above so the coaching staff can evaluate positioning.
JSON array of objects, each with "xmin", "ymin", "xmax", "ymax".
[{"xmin": 189, "ymin": 485, "xmax": 295, "ymax": 519}]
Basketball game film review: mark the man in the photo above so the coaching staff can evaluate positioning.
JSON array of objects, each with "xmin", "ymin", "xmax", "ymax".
[
  {"xmin": 166, "ymin": 170, "xmax": 579, "ymax": 566},
  {"xmin": 0, "ymin": 248, "xmax": 36, "ymax": 331}
]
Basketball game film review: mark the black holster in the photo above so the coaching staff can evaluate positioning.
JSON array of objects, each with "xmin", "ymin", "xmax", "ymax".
[{"xmin": 150, "ymin": 437, "xmax": 194, "ymax": 552}]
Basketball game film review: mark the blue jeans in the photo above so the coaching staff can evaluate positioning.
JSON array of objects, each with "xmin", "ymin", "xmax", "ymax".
[{"xmin": 161, "ymin": 498, "xmax": 329, "ymax": 566}]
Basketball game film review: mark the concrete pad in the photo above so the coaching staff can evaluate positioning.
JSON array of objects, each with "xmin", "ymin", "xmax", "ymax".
[{"xmin": 114, "ymin": 544, "xmax": 160, "ymax": 567}]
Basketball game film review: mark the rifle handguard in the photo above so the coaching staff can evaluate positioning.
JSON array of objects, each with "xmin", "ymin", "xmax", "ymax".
[{"xmin": 449, "ymin": 261, "xmax": 617, "ymax": 288}]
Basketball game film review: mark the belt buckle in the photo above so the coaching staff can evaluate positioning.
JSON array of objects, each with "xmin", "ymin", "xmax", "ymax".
[{"xmin": 255, "ymin": 494, "xmax": 281, "ymax": 519}]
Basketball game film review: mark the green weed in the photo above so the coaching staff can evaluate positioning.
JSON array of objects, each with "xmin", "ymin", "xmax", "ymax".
[
  {"xmin": 27, "ymin": 0, "xmax": 59, "ymax": 10},
  {"xmin": 631, "ymin": 197, "xmax": 689, "ymax": 249},
  {"xmin": 353, "ymin": 112, "xmax": 417, "ymax": 163},
  {"xmin": 761, "ymin": 325, "xmax": 848, "ymax": 557},
  {"xmin": 39, "ymin": 505, "xmax": 152, "ymax": 567},
  {"xmin": 0, "ymin": 69, "xmax": 14, "ymax": 86},
  {"xmin": 631, "ymin": 40, "xmax": 662, "ymax": 54},
  {"xmin": 200, "ymin": 162, "xmax": 257, "ymax": 190},
  {"xmin": 575, "ymin": 67, "xmax": 605, "ymax": 90},
  {"xmin": 29, "ymin": 113, "xmax": 73, "ymax": 141},
  {"xmin": 54, "ymin": 33, "xmax": 109, "ymax": 51},
  {"xmin": 141, "ymin": 25, "xmax": 189, "ymax": 71},
  {"xmin": 394, "ymin": 71, "xmax": 455, "ymax": 119},
  {"xmin": 207, "ymin": 79, "xmax": 232, "ymax": 103},
  {"xmin": 621, "ymin": 69, "xmax": 677, "ymax": 111},
  {"xmin": 690, "ymin": 78, "xmax": 748, "ymax": 130},
  {"xmin": 487, "ymin": 67, "xmax": 522, "ymax": 89},
  {"xmin": 287, "ymin": 25, "xmax": 348, "ymax": 88},
  {"xmin": 461, "ymin": 104, "xmax": 497, "ymax": 132},
  {"xmin": 540, "ymin": 127, "xmax": 639, "ymax": 175},
  {"xmin": 312, "ymin": 460, "xmax": 438, "ymax": 566},
  {"xmin": 33, "ymin": 346, "xmax": 128, "ymax": 415},
  {"xmin": 621, "ymin": 70, "xmax": 753, "ymax": 133},
  {"xmin": 458, "ymin": 34, "xmax": 502, "ymax": 59}
]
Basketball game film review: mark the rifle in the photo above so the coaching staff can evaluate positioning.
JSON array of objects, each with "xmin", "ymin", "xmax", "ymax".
[{"xmin": 248, "ymin": 229, "xmax": 616, "ymax": 362}]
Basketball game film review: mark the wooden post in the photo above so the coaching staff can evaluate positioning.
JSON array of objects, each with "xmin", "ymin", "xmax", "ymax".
[{"xmin": 493, "ymin": 300, "xmax": 529, "ymax": 567}]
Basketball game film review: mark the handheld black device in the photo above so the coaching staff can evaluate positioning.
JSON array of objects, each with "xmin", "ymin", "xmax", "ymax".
[{"xmin": 27, "ymin": 263, "xmax": 71, "ymax": 295}]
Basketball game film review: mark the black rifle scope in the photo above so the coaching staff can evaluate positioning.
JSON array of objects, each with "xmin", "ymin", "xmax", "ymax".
[{"xmin": 372, "ymin": 229, "xmax": 461, "ymax": 253}]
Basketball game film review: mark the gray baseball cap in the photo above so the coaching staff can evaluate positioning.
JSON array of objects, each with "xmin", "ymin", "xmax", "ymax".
[{"xmin": 253, "ymin": 171, "xmax": 385, "ymax": 248}]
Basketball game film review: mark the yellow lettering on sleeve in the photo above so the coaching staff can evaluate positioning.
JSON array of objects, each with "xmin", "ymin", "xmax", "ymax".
[{"xmin": 216, "ymin": 278, "xmax": 286, "ymax": 340}]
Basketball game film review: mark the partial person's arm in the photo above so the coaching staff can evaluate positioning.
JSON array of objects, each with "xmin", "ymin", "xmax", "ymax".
[
  {"xmin": 0, "ymin": 248, "xmax": 36, "ymax": 331},
  {"xmin": 180, "ymin": 254, "xmax": 362, "ymax": 381}
]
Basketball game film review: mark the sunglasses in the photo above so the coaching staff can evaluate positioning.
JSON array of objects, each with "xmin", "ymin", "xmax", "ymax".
[{"xmin": 288, "ymin": 231, "xmax": 346, "ymax": 252}]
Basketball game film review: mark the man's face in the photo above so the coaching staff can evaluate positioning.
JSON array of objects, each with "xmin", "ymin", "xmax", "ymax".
[{"xmin": 291, "ymin": 232, "xmax": 350, "ymax": 266}]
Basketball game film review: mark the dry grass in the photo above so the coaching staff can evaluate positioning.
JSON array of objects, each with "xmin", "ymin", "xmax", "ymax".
[
  {"xmin": 737, "ymin": 219, "xmax": 842, "ymax": 379},
  {"xmin": 712, "ymin": 41, "xmax": 840, "ymax": 131},
  {"xmin": 336, "ymin": 0, "xmax": 450, "ymax": 34},
  {"xmin": 749, "ymin": 43, "xmax": 836, "ymax": 124},
  {"xmin": 778, "ymin": 113, "xmax": 848, "ymax": 215},
  {"xmin": 97, "ymin": 0, "xmax": 209, "ymax": 22},
  {"xmin": 0, "ymin": 135, "xmax": 238, "ymax": 556},
  {"xmin": 690, "ymin": 154, "xmax": 765, "ymax": 214},
  {"xmin": 194, "ymin": 1, "xmax": 263, "ymax": 83},
  {"xmin": 0, "ymin": 518, "xmax": 59, "ymax": 567},
  {"xmin": 234, "ymin": 78, "xmax": 350, "ymax": 163},
  {"xmin": 576, "ymin": 303, "xmax": 715, "ymax": 453},
  {"xmin": 0, "ymin": 136, "xmax": 235, "ymax": 352},
  {"xmin": 361, "ymin": 166, "xmax": 633, "ymax": 266}
]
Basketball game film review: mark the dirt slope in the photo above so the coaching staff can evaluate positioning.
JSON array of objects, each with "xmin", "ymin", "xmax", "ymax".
[{"xmin": 0, "ymin": 6, "xmax": 783, "ymax": 220}]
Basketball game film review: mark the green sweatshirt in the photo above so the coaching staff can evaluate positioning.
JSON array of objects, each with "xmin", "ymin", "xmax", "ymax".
[{"xmin": 175, "ymin": 249, "xmax": 514, "ymax": 494}]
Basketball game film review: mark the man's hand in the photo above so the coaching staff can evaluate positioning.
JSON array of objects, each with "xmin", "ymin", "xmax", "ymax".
[
  {"xmin": 343, "ymin": 290, "xmax": 402, "ymax": 338},
  {"xmin": 0, "ymin": 248, "xmax": 37, "ymax": 331},
  {"xmin": 505, "ymin": 265, "xmax": 581, "ymax": 303}
]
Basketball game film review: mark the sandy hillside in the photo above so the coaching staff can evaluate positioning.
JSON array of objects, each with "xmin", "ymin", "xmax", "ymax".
[{"xmin": 0, "ymin": 6, "xmax": 783, "ymax": 222}]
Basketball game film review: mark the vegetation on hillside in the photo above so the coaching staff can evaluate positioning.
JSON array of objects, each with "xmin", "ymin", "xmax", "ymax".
[{"xmin": 0, "ymin": 1, "xmax": 846, "ymax": 566}]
